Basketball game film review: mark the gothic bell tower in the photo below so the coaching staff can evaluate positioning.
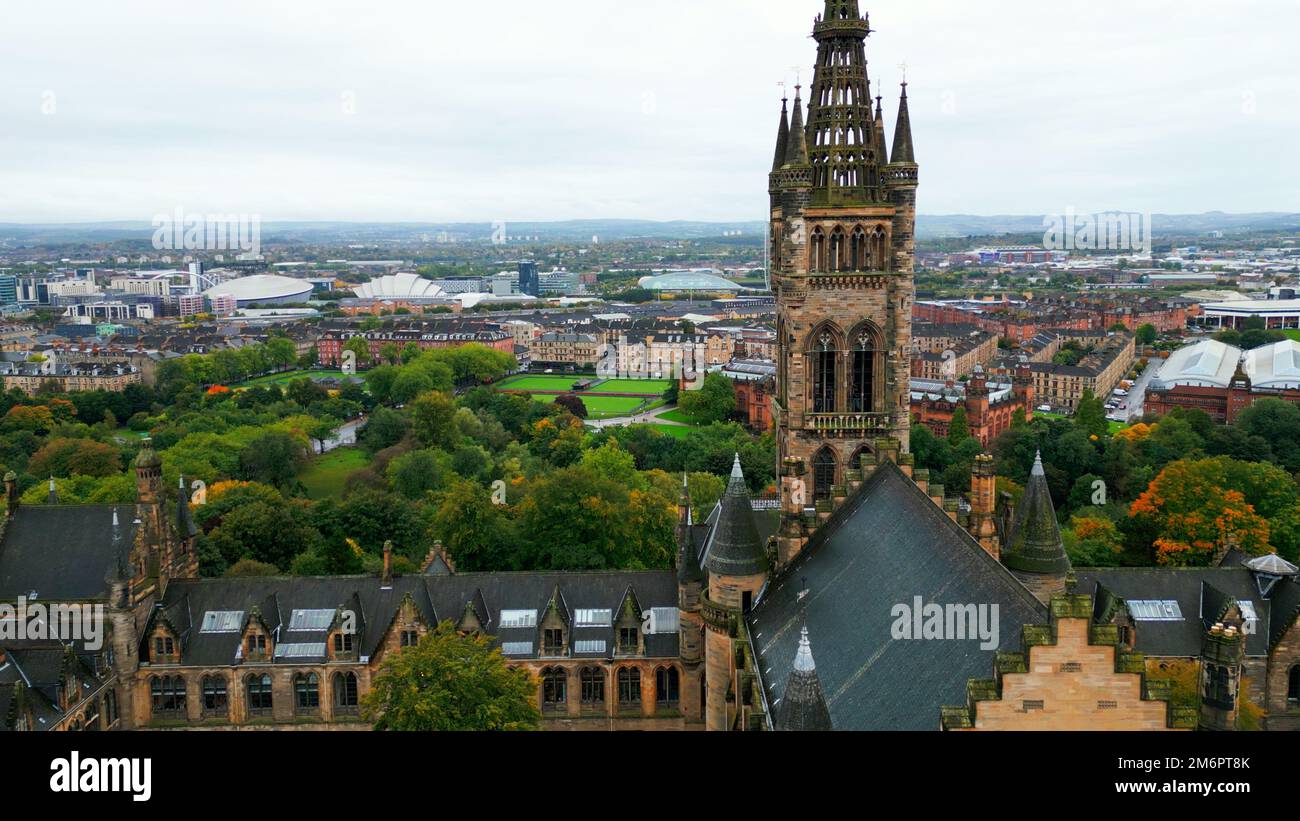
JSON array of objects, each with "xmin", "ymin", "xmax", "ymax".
[{"xmin": 771, "ymin": 1, "xmax": 918, "ymax": 565}]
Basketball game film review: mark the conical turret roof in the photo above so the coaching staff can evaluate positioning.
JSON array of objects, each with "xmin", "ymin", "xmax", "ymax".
[
  {"xmin": 772, "ymin": 97, "xmax": 790, "ymax": 173},
  {"xmin": 890, "ymin": 82, "xmax": 915, "ymax": 164},
  {"xmin": 704, "ymin": 455, "xmax": 768, "ymax": 578},
  {"xmin": 1004, "ymin": 451, "xmax": 1070, "ymax": 575},
  {"xmin": 776, "ymin": 625, "xmax": 832, "ymax": 731}
]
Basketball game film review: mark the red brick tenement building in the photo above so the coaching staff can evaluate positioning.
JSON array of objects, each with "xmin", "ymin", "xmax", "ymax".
[
  {"xmin": 721, "ymin": 360, "xmax": 776, "ymax": 432},
  {"xmin": 911, "ymin": 322, "xmax": 999, "ymax": 380},
  {"xmin": 910, "ymin": 365, "xmax": 1035, "ymax": 446},
  {"xmin": 317, "ymin": 324, "xmax": 514, "ymax": 367}
]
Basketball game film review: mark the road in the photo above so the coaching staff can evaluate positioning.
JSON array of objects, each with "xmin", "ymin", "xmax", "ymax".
[
  {"xmin": 314, "ymin": 416, "xmax": 366, "ymax": 454},
  {"xmin": 1118, "ymin": 359, "xmax": 1161, "ymax": 423},
  {"xmin": 584, "ymin": 405, "xmax": 691, "ymax": 431}
]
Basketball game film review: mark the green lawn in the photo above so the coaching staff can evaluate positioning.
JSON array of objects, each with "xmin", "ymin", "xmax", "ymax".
[
  {"xmin": 1284, "ymin": 330, "xmax": 1300, "ymax": 342},
  {"xmin": 236, "ymin": 369, "xmax": 350, "ymax": 388},
  {"xmin": 643, "ymin": 424, "xmax": 693, "ymax": 439},
  {"xmin": 658, "ymin": 408, "xmax": 705, "ymax": 426},
  {"xmin": 298, "ymin": 448, "xmax": 370, "ymax": 499},
  {"xmin": 586, "ymin": 378, "xmax": 673, "ymax": 395},
  {"xmin": 497, "ymin": 375, "xmax": 585, "ymax": 392}
]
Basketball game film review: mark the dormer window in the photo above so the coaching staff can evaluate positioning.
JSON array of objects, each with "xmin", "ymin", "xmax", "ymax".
[
  {"xmin": 543, "ymin": 628, "xmax": 565, "ymax": 656},
  {"xmin": 334, "ymin": 633, "xmax": 353, "ymax": 654},
  {"xmin": 247, "ymin": 634, "xmax": 267, "ymax": 657},
  {"xmin": 153, "ymin": 636, "xmax": 174, "ymax": 659},
  {"xmin": 618, "ymin": 627, "xmax": 640, "ymax": 655}
]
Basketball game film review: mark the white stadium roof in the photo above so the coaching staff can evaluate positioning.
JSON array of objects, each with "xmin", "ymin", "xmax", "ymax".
[
  {"xmin": 1155, "ymin": 338, "xmax": 1300, "ymax": 390},
  {"xmin": 352, "ymin": 273, "xmax": 446, "ymax": 300},
  {"xmin": 202, "ymin": 274, "xmax": 313, "ymax": 303}
]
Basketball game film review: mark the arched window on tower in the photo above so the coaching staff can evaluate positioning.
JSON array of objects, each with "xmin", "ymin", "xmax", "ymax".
[
  {"xmin": 851, "ymin": 327, "xmax": 880, "ymax": 412},
  {"xmin": 829, "ymin": 228, "xmax": 845, "ymax": 272},
  {"xmin": 870, "ymin": 226, "xmax": 888, "ymax": 271},
  {"xmin": 850, "ymin": 227, "xmax": 867, "ymax": 271},
  {"xmin": 812, "ymin": 331, "xmax": 837, "ymax": 413},
  {"xmin": 813, "ymin": 448, "xmax": 837, "ymax": 502},
  {"xmin": 810, "ymin": 228, "xmax": 826, "ymax": 273},
  {"xmin": 1289, "ymin": 665, "xmax": 1300, "ymax": 706}
]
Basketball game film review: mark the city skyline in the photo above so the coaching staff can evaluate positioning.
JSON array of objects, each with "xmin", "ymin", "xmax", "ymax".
[{"xmin": 2, "ymin": 0, "xmax": 1297, "ymax": 223}]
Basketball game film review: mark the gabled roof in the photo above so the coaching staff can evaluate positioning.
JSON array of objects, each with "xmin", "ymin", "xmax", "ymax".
[
  {"xmin": 0, "ymin": 506, "xmax": 138, "ymax": 602},
  {"xmin": 749, "ymin": 462, "xmax": 1046, "ymax": 730}
]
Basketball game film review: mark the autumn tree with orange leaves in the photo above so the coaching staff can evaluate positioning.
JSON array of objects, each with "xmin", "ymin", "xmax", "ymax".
[{"xmin": 1129, "ymin": 457, "xmax": 1300, "ymax": 566}]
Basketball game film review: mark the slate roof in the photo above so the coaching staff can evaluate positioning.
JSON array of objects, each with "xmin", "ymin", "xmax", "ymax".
[
  {"xmin": 1074, "ymin": 567, "xmax": 1300, "ymax": 657},
  {"xmin": 149, "ymin": 570, "xmax": 680, "ymax": 667},
  {"xmin": 702, "ymin": 456, "xmax": 769, "ymax": 578},
  {"xmin": 1003, "ymin": 452, "xmax": 1070, "ymax": 575},
  {"xmin": 0, "ymin": 506, "xmax": 137, "ymax": 602},
  {"xmin": 748, "ymin": 462, "xmax": 1047, "ymax": 731}
]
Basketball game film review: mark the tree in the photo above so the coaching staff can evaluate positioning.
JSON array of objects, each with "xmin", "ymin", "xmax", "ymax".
[
  {"xmin": 947, "ymin": 405, "xmax": 970, "ymax": 446},
  {"xmin": 342, "ymin": 337, "xmax": 372, "ymax": 368},
  {"xmin": 428, "ymin": 478, "xmax": 514, "ymax": 571},
  {"xmin": 28, "ymin": 438, "xmax": 122, "ymax": 478},
  {"xmin": 1074, "ymin": 389, "xmax": 1109, "ymax": 440},
  {"xmin": 238, "ymin": 430, "xmax": 308, "ymax": 489},
  {"xmin": 1236, "ymin": 399, "xmax": 1300, "ymax": 474},
  {"xmin": 553, "ymin": 393, "xmax": 588, "ymax": 419},
  {"xmin": 676, "ymin": 372, "xmax": 736, "ymax": 424},
  {"xmin": 410, "ymin": 391, "xmax": 458, "ymax": 450},
  {"xmin": 362, "ymin": 622, "xmax": 540, "ymax": 731},
  {"xmin": 360, "ymin": 406, "xmax": 409, "ymax": 453},
  {"xmin": 1129, "ymin": 457, "xmax": 1290, "ymax": 566},
  {"xmin": 387, "ymin": 449, "xmax": 449, "ymax": 500},
  {"xmin": 1135, "ymin": 324, "xmax": 1158, "ymax": 345}
]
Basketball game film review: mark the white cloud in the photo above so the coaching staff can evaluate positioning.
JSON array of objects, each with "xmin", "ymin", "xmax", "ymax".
[{"xmin": 0, "ymin": 0, "xmax": 1295, "ymax": 222}]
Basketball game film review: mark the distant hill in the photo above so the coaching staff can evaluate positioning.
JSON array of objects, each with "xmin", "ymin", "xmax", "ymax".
[{"xmin": 1, "ymin": 213, "xmax": 1297, "ymax": 245}]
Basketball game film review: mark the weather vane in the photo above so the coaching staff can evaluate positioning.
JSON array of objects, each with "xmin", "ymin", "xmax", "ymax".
[{"xmin": 898, "ymin": 61, "xmax": 909, "ymax": 85}]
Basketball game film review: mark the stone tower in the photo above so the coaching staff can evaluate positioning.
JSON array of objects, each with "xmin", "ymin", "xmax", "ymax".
[
  {"xmin": 675, "ymin": 474, "xmax": 707, "ymax": 725},
  {"xmin": 702, "ymin": 456, "xmax": 769, "ymax": 731},
  {"xmin": 771, "ymin": 1, "xmax": 918, "ymax": 565}
]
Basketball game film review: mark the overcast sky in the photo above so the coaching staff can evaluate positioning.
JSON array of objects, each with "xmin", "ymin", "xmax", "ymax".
[{"xmin": 2, "ymin": 0, "xmax": 1296, "ymax": 223}]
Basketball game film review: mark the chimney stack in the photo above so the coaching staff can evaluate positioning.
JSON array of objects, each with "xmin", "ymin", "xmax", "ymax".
[{"xmin": 381, "ymin": 540, "xmax": 393, "ymax": 588}]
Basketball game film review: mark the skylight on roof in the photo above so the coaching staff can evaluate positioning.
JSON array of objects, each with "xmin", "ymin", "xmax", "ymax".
[
  {"xmin": 574, "ymin": 609, "xmax": 612, "ymax": 627},
  {"xmin": 648, "ymin": 607, "xmax": 679, "ymax": 634},
  {"xmin": 498, "ymin": 610, "xmax": 537, "ymax": 629},
  {"xmin": 1127, "ymin": 600, "xmax": 1183, "ymax": 621},
  {"xmin": 574, "ymin": 640, "xmax": 606, "ymax": 654},
  {"xmin": 273, "ymin": 643, "xmax": 327, "ymax": 659},
  {"xmin": 200, "ymin": 611, "xmax": 244, "ymax": 633},
  {"xmin": 1237, "ymin": 600, "xmax": 1260, "ymax": 634},
  {"xmin": 288, "ymin": 609, "xmax": 336, "ymax": 631},
  {"xmin": 501, "ymin": 642, "xmax": 533, "ymax": 656}
]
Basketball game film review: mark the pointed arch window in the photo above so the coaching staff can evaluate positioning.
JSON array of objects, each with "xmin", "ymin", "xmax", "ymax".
[
  {"xmin": 813, "ymin": 449, "xmax": 837, "ymax": 502},
  {"xmin": 851, "ymin": 329, "xmax": 879, "ymax": 413},
  {"xmin": 870, "ymin": 226, "xmax": 888, "ymax": 271},
  {"xmin": 542, "ymin": 667, "xmax": 567, "ymax": 711},
  {"xmin": 812, "ymin": 331, "xmax": 837, "ymax": 413},
  {"xmin": 294, "ymin": 673, "xmax": 320, "ymax": 714},
  {"xmin": 810, "ymin": 228, "xmax": 826, "ymax": 273},
  {"xmin": 1288, "ymin": 666, "xmax": 1300, "ymax": 705},
  {"xmin": 246, "ymin": 674, "xmax": 273, "ymax": 717},
  {"xmin": 851, "ymin": 227, "xmax": 867, "ymax": 271},
  {"xmin": 580, "ymin": 667, "xmax": 605, "ymax": 708},
  {"xmin": 333, "ymin": 672, "xmax": 359, "ymax": 714},
  {"xmin": 829, "ymin": 228, "xmax": 845, "ymax": 272},
  {"xmin": 655, "ymin": 667, "xmax": 680, "ymax": 706},
  {"xmin": 617, "ymin": 667, "xmax": 641, "ymax": 705}
]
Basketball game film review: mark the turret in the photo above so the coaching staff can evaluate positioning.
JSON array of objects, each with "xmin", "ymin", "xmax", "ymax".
[
  {"xmin": 1002, "ymin": 451, "xmax": 1070, "ymax": 603},
  {"xmin": 1199, "ymin": 622, "xmax": 1244, "ymax": 731},
  {"xmin": 775, "ymin": 625, "xmax": 832, "ymax": 731},
  {"xmin": 676, "ymin": 474, "xmax": 706, "ymax": 724},
  {"xmin": 703, "ymin": 455, "xmax": 770, "ymax": 731},
  {"xmin": 968, "ymin": 454, "xmax": 999, "ymax": 559}
]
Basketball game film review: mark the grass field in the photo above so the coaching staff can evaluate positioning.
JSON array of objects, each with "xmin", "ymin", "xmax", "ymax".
[
  {"xmin": 496, "ymin": 375, "xmax": 585, "ymax": 392},
  {"xmin": 299, "ymin": 447, "xmax": 370, "ymax": 499},
  {"xmin": 643, "ymin": 424, "xmax": 693, "ymax": 439},
  {"xmin": 1285, "ymin": 330, "xmax": 1300, "ymax": 341},
  {"xmin": 658, "ymin": 408, "xmax": 705, "ymax": 425},
  {"xmin": 586, "ymin": 378, "xmax": 673, "ymax": 395},
  {"xmin": 236, "ymin": 369, "xmax": 350, "ymax": 388}
]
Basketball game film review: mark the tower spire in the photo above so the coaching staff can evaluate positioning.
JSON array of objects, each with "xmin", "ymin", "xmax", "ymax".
[
  {"xmin": 873, "ymin": 85, "xmax": 889, "ymax": 167},
  {"xmin": 772, "ymin": 95, "xmax": 790, "ymax": 172},
  {"xmin": 783, "ymin": 86, "xmax": 809, "ymax": 167},
  {"xmin": 890, "ymin": 82, "xmax": 916, "ymax": 164},
  {"xmin": 776, "ymin": 625, "xmax": 832, "ymax": 730}
]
